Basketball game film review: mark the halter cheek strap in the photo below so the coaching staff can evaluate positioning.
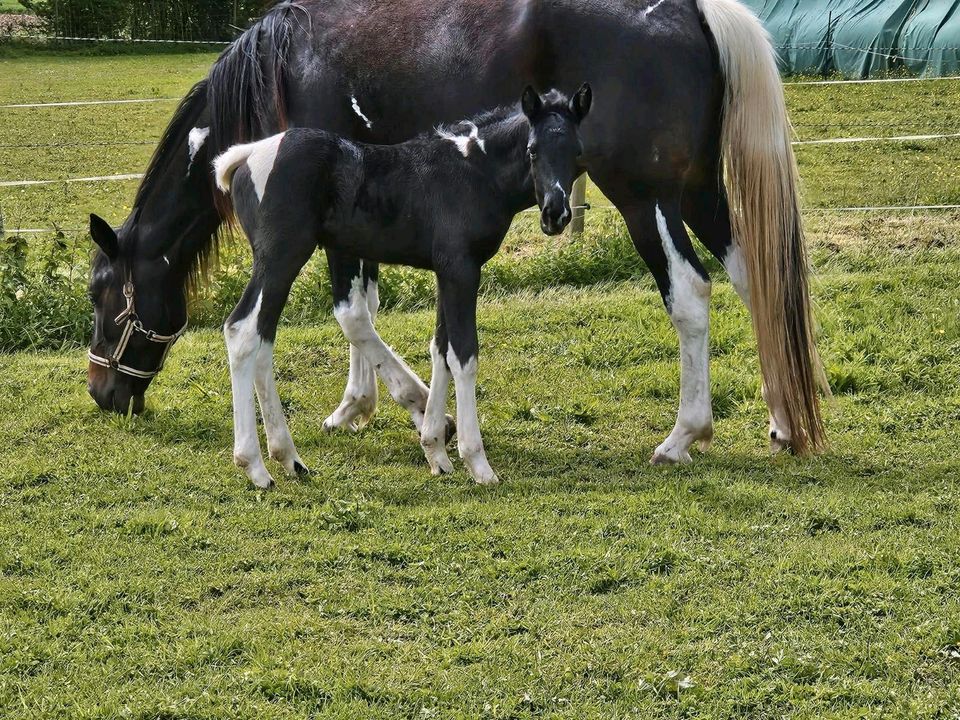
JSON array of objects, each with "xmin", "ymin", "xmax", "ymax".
[{"xmin": 87, "ymin": 280, "xmax": 188, "ymax": 380}]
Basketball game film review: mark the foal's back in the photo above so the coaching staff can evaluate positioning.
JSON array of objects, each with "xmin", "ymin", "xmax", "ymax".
[{"xmin": 227, "ymin": 127, "xmax": 506, "ymax": 270}]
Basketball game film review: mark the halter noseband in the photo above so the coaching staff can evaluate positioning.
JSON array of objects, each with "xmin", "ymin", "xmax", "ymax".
[{"xmin": 87, "ymin": 279, "xmax": 187, "ymax": 380}]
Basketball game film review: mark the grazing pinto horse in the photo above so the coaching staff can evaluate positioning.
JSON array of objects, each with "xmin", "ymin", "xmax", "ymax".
[
  {"xmin": 212, "ymin": 87, "xmax": 591, "ymax": 488},
  {"xmin": 86, "ymin": 0, "xmax": 826, "ymax": 465}
]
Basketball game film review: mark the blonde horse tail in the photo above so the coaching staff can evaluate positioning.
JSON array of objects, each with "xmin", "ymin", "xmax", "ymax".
[{"xmin": 698, "ymin": 0, "xmax": 827, "ymax": 453}]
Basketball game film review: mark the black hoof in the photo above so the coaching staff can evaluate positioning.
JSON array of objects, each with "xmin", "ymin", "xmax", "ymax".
[
  {"xmin": 294, "ymin": 461, "xmax": 311, "ymax": 477},
  {"xmin": 444, "ymin": 415, "xmax": 457, "ymax": 444}
]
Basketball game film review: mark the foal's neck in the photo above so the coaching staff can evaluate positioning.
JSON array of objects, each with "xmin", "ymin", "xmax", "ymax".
[{"xmin": 475, "ymin": 114, "xmax": 534, "ymax": 212}]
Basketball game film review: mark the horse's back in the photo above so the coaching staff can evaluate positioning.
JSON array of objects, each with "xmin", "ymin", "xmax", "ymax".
[{"xmin": 282, "ymin": 0, "xmax": 721, "ymax": 174}]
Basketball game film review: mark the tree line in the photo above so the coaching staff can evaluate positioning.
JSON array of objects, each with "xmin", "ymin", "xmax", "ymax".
[{"xmin": 21, "ymin": 0, "xmax": 269, "ymax": 41}]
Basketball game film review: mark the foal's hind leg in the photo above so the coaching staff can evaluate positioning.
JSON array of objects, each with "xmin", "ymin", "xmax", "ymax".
[
  {"xmin": 327, "ymin": 258, "xmax": 433, "ymax": 432},
  {"xmin": 621, "ymin": 196, "xmax": 714, "ymax": 464},
  {"xmin": 323, "ymin": 255, "xmax": 379, "ymax": 432},
  {"xmin": 226, "ymin": 233, "xmax": 315, "ymax": 489},
  {"xmin": 682, "ymin": 184, "xmax": 793, "ymax": 452}
]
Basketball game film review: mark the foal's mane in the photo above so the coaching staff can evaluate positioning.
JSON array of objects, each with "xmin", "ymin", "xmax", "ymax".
[{"xmin": 432, "ymin": 90, "xmax": 573, "ymax": 146}]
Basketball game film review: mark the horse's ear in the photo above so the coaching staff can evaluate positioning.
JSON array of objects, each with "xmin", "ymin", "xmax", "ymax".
[
  {"xmin": 89, "ymin": 214, "xmax": 119, "ymax": 259},
  {"xmin": 521, "ymin": 85, "xmax": 543, "ymax": 120},
  {"xmin": 570, "ymin": 83, "xmax": 592, "ymax": 122}
]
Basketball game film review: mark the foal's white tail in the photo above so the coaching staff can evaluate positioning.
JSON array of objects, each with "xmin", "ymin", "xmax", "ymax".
[
  {"xmin": 698, "ymin": 0, "xmax": 826, "ymax": 454},
  {"xmin": 213, "ymin": 132, "xmax": 285, "ymax": 194}
]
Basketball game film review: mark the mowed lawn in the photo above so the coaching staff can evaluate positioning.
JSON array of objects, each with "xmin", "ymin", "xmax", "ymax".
[{"xmin": 1, "ymin": 52, "xmax": 960, "ymax": 718}]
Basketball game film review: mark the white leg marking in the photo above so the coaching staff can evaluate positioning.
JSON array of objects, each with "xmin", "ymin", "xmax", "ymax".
[
  {"xmin": 254, "ymin": 340, "xmax": 307, "ymax": 477},
  {"xmin": 225, "ymin": 292, "xmax": 274, "ymax": 489},
  {"xmin": 350, "ymin": 94, "xmax": 374, "ymax": 129},
  {"xmin": 652, "ymin": 204, "xmax": 714, "ymax": 465},
  {"xmin": 333, "ymin": 276, "xmax": 429, "ymax": 430},
  {"xmin": 324, "ymin": 342, "xmax": 378, "ymax": 433},
  {"xmin": 447, "ymin": 349, "xmax": 498, "ymax": 485},
  {"xmin": 420, "ymin": 340, "xmax": 454, "ymax": 475},
  {"xmin": 723, "ymin": 244, "xmax": 792, "ymax": 450}
]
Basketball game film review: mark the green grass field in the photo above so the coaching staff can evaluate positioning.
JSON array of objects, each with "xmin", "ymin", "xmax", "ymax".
[{"xmin": 2, "ymin": 52, "xmax": 960, "ymax": 718}]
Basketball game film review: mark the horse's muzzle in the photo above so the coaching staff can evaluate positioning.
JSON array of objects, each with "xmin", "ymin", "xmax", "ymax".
[
  {"xmin": 88, "ymin": 364, "xmax": 146, "ymax": 415},
  {"xmin": 540, "ymin": 203, "xmax": 571, "ymax": 236}
]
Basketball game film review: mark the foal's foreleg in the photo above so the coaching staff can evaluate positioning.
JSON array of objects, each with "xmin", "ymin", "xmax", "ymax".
[
  {"xmin": 420, "ymin": 307, "xmax": 454, "ymax": 475},
  {"xmin": 623, "ymin": 197, "xmax": 714, "ymax": 464},
  {"xmin": 438, "ymin": 267, "xmax": 498, "ymax": 485}
]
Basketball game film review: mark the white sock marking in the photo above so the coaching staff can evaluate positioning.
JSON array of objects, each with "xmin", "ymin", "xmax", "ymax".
[
  {"xmin": 420, "ymin": 339, "xmax": 454, "ymax": 475},
  {"xmin": 653, "ymin": 203, "xmax": 713, "ymax": 462},
  {"xmin": 254, "ymin": 340, "xmax": 303, "ymax": 474},
  {"xmin": 446, "ymin": 349, "xmax": 498, "ymax": 484},
  {"xmin": 225, "ymin": 292, "xmax": 273, "ymax": 488},
  {"xmin": 333, "ymin": 275, "xmax": 428, "ymax": 429}
]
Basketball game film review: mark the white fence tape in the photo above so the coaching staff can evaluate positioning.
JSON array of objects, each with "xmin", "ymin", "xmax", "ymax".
[{"xmin": 0, "ymin": 98, "xmax": 178, "ymax": 109}]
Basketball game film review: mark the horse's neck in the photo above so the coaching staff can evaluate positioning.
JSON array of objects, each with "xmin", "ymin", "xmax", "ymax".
[{"xmin": 136, "ymin": 168, "xmax": 222, "ymax": 276}]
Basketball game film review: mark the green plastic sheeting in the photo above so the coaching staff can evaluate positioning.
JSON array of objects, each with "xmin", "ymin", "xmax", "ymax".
[{"xmin": 741, "ymin": 0, "xmax": 960, "ymax": 77}]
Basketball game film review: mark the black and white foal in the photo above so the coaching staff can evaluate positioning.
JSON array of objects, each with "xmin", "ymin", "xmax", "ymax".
[{"xmin": 213, "ymin": 85, "xmax": 592, "ymax": 488}]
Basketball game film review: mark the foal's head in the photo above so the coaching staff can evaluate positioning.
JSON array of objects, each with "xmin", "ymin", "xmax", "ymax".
[
  {"xmin": 86, "ymin": 213, "xmax": 188, "ymax": 415},
  {"xmin": 521, "ymin": 83, "xmax": 592, "ymax": 235}
]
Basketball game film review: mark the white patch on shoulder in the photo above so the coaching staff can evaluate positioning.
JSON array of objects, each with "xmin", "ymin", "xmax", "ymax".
[
  {"xmin": 436, "ymin": 121, "xmax": 486, "ymax": 157},
  {"xmin": 350, "ymin": 95, "xmax": 373, "ymax": 129},
  {"xmin": 247, "ymin": 132, "xmax": 285, "ymax": 202},
  {"xmin": 643, "ymin": 0, "xmax": 667, "ymax": 16}
]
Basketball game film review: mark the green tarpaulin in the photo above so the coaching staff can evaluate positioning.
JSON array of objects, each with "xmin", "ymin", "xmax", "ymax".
[{"xmin": 742, "ymin": 0, "xmax": 960, "ymax": 77}]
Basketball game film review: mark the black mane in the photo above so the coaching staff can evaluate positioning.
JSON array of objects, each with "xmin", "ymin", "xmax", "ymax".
[{"xmin": 132, "ymin": 79, "xmax": 209, "ymax": 214}]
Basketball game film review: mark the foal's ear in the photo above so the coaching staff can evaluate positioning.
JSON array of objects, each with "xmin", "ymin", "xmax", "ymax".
[
  {"xmin": 89, "ymin": 214, "xmax": 119, "ymax": 259},
  {"xmin": 570, "ymin": 83, "xmax": 593, "ymax": 123},
  {"xmin": 521, "ymin": 85, "xmax": 543, "ymax": 120}
]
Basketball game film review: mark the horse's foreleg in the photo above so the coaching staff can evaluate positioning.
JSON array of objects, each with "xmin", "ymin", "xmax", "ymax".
[
  {"xmin": 420, "ymin": 307, "xmax": 454, "ymax": 475},
  {"xmin": 438, "ymin": 266, "xmax": 498, "ymax": 485},
  {"xmin": 623, "ymin": 197, "xmax": 714, "ymax": 464},
  {"xmin": 682, "ymin": 183, "xmax": 793, "ymax": 452}
]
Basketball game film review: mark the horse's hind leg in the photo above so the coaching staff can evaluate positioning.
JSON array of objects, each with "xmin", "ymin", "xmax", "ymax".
[
  {"xmin": 327, "ymin": 256, "xmax": 433, "ymax": 432},
  {"xmin": 682, "ymin": 183, "xmax": 792, "ymax": 451},
  {"xmin": 225, "ymin": 227, "xmax": 315, "ymax": 489},
  {"xmin": 620, "ymin": 194, "xmax": 714, "ymax": 464},
  {"xmin": 322, "ymin": 253, "xmax": 379, "ymax": 432}
]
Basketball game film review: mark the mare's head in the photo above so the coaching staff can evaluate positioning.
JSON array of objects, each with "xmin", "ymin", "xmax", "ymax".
[
  {"xmin": 521, "ymin": 83, "xmax": 592, "ymax": 235},
  {"xmin": 86, "ymin": 212, "xmax": 190, "ymax": 415}
]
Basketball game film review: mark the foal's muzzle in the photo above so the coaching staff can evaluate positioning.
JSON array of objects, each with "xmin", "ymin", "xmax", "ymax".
[{"xmin": 540, "ymin": 193, "xmax": 572, "ymax": 236}]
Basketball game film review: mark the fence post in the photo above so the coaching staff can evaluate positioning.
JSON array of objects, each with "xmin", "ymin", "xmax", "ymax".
[{"xmin": 569, "ymin": 174, "xmax": 587, "ymax": 237}]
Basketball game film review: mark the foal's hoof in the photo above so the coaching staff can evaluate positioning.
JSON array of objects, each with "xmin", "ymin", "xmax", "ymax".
[
  {"xmin": 650, "ymin": 448, "xmax": 693, "ymax": 466},
  {"xmin": 323, "ymin": 416, "xmax": 359, "ymax": 434},
  {"xmin": 293, "ymin": 461, "xmax": 312, "ymax": 477},
  {"xmin": 429, "ymin": 455, "xmax": 455, "ymax": 476},
  {"xmin": 444, "ymin": 415, "xmax": 457, "ymax": 444},
  {"xmin": 249, "ymin": 475, "xmax": 275, "ymax": 491},
  {"xmin": 474, "ymin": 472, "xmax": 501, "ymax": 486}
]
